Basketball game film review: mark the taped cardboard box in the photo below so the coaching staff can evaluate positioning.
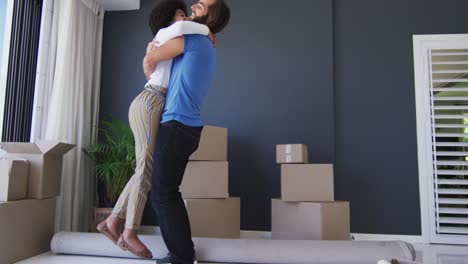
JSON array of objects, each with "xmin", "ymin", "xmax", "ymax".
[
  {"xmin": 0, "ymin": 141, "xmax": 75, "ymax": 199},
  {"xmin": 0, "ymin": 198, "xmax": 56, "ymax": 264},
  {"xmin": 281, "ymin": 164, "xmax": 334, "ymax": 202},
  {"xmin": 190, "ymin": 126, "xmax": 227, "ymax": 161},
  {"xmin": 276, "ymin": 144, "xmax": 308, "ymax": 164},
  {"xmin": 271, "ymin": 199, "xmax": 350, "ymax": 240},
  {"xmin": 0, "ymin": 160, "xmax": 29, "ymax": 202},
  {"xmin": 181, "ymin": 161, "xmax": 229, "ymax": 199},
  {"xmin": 185, "ymin": 197, "xmax": 240, "ymax": 239}
]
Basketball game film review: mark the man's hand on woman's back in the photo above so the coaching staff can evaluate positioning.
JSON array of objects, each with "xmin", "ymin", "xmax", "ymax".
[{"xmin": 208, "ymin": 32, "xmax": 216, "ymax": 48}]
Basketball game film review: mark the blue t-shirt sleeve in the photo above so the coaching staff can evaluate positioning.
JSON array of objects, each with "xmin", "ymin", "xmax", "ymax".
[
  {"xmin": 163, "ymin": 34, "xmax": 216, "ymax": 127},
  {"xmin": 183, "ymin": 34, "xmax": 210, "ymax": 53},
  {"xmin": 183, "ymin": 35, "xmax": 193, "ymax": 53}
]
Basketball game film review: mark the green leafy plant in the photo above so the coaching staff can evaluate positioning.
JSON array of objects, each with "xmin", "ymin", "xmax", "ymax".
[{"xmin": 84, "ymin": 118, "xmax": 135, "ymax": 207}]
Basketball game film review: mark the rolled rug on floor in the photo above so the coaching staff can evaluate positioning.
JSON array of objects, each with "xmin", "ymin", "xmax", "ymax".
[
  {"xmin": 51, "ymin": 232, "xmax": 415, "ymax": 264},
  {"xmin": 378, "ymin": 260, "xmax": 421, "ymax": 264}
]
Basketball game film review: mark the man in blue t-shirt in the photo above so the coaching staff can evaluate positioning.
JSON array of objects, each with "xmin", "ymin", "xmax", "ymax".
[{"xmin": 143, "ymin": 1, "xmax": 230, "ymax": 264}]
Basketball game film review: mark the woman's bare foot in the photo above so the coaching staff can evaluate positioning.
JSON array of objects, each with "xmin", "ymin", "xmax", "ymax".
[{"xmin": 118, "ymin": 228, "xmax": 152, "ymax": 259}]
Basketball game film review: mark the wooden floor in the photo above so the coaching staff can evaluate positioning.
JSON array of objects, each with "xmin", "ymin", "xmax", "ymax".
[{"xmin": 15, "ymin": 244, "xmax": 468, "ymax": 264}]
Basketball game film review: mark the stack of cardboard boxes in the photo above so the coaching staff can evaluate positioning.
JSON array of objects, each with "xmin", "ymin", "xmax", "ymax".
[
  {"xmin": 180, "ymin": 126, "xmax": 240, "ymax": 238},
  {"xmin": 0, "ymin": 141, "xmax": 74, "ymax": 264},
  {"xmin": 272, "ymin": 144, "xmax": 350, "ymax": 240}
]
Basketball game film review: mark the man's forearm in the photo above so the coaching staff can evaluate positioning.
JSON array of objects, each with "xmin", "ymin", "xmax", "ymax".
[
  {"xmin": 143, "ymin": 37, "xmax": 184, "ymax": 80},
  {"xmin": 146, "ymin": 37, "xmax": 184, "ymax": 66},
  {"xmin": 143, "ymin": 56, "xmax": 157, "ymax": 80}
]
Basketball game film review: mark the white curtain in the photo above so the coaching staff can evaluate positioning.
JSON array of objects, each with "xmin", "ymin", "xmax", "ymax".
[{"xmin": 31, "ymin": 0, "xmax": 104, "ymax": 232}]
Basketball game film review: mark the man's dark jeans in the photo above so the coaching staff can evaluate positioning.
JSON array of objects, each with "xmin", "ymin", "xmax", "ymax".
[{"xmin": 150, "ymin": 120, "xmax": 202, "ymax": 264}]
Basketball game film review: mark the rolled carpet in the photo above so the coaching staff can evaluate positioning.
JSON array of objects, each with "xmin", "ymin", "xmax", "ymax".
[{"xmin": 51, "ymin": 232, "xmax": 415, "ymax": 264}]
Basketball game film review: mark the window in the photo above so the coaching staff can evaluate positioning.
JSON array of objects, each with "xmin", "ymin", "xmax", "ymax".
[
  {"xmin": 0, "ymin": 0, "xmax": 7, "ymax": 63},
  {"xmin": 0, "ymin": 0, "xmax": 14, "ymax": 139},
  {"xmin": 414, "ymin": 34, "xmax": 468, "ymax": 245},
  {"xmin": 1, "ymin": 0, "xmax": 42, "ymax": 142}
]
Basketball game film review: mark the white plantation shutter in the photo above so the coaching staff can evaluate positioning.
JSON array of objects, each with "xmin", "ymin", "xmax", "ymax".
[
  {"xmin": 430, "ymin": 49, "xmax": 468, "ymax": 239},
  {"xmin": 415, "ymin": 35, "xmax": 468, "ymax": 244}
]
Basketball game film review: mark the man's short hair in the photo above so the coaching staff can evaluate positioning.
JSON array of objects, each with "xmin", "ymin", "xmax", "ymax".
[{"xmin": 194, "ymin": 0, "xmax": 230, "ymax": 34}]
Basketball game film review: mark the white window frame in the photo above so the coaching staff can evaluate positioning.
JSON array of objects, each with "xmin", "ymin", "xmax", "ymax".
[
  {"xmin": 0, "ymin": 0, "xmax": 15, "ymax": 139},
  {"xmin": 414, "ymin": 34, "xmax": 468, "ymax": 245}
]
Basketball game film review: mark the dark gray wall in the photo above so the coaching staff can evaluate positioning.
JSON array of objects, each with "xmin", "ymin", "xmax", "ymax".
[
  {"xmin": 100, "ymin": 0, "xmax": 468, "ymax": 234},
  {"xmin": 199, "ymin": 0, "xmax": 334, "ymax": 232},
  {"xmin": 334, "ymin": 0, "xmax": 468, "ymax": 235}
]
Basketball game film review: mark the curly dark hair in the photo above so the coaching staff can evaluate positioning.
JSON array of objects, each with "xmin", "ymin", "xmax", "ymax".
[{"xmin": 148, "ymin": 0, "xmax": 188, "ymax": 37}]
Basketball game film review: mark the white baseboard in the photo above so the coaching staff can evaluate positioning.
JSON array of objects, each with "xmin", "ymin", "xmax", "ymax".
[
  {"xmin": 350, "ymin": 233, "xmax": 423, "ymax": 244},
  {"xmin": 139, "ymin": 226, "xmax": 423, "ymax": 244},
  {"xmin": 138, "ymin": 226, "xmax": 161, "ymax": 235},
  {"xmin": 139, "ymin": 226, "xmax": 272, "ymax": 239},
  {"xmin": 239, "ymin": 230, "xmax": 272, "ymax": 239}
]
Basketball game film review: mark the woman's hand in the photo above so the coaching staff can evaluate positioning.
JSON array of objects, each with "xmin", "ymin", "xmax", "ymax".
[
  {"xmin": 208, "ymin": 32, "xmax": 216, "ymax": 48},
  {"xmin": 146, "ymin": 41, "xmax": 159, "ymax": 54}
]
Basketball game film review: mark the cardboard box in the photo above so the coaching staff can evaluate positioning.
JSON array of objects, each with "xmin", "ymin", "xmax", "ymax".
[
  {"xmin": 0, "ymin": 141, "xmax": 75, "ymax": 199},
  {"xmin": 190, "ymin": 126, "xmax": 227, "ymax": 161},
  {"xmin": 0, "ymin": 160, "xmax": 29, "ymax": 202},
  {"xmin": 185, "ymin": 197, "xmax": 240, "ymax": 238},
  {"xmin": 276, "ymin": 144, "xmax": 308, "ymax": 164},
  {"xmin": 271, "ymin": 199, "xmax": 350, "ymax": 240},
  {"xmin": 281, "ymin": 164, "xmax": 334, "ymax": 202},
  {"xmin": 181, "ymin": 161, "xmax": 229, "ymax": 199},
  {"xmin": 0, "ymin": 198, "xmax": 56, "ymax": 264}
]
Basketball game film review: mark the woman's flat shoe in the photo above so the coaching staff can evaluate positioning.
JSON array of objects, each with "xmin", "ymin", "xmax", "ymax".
[
  {"xmin": 117, "ymin": 235, "xmax": 153, "ymax": 259},
  {"xmin": 96, "ymin": 221, "xmax": 119, "ymax": 244}
]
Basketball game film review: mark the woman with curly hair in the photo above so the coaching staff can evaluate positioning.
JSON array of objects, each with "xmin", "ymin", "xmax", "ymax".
[{"xmin": 97, "ymin": 0, "xmax": 212, "ymax": 259}]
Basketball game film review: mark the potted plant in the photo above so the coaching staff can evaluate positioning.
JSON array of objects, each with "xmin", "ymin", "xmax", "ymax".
[{"xmin": 84, "ymin": 118, "xmax": 135, "ymax": 229}]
